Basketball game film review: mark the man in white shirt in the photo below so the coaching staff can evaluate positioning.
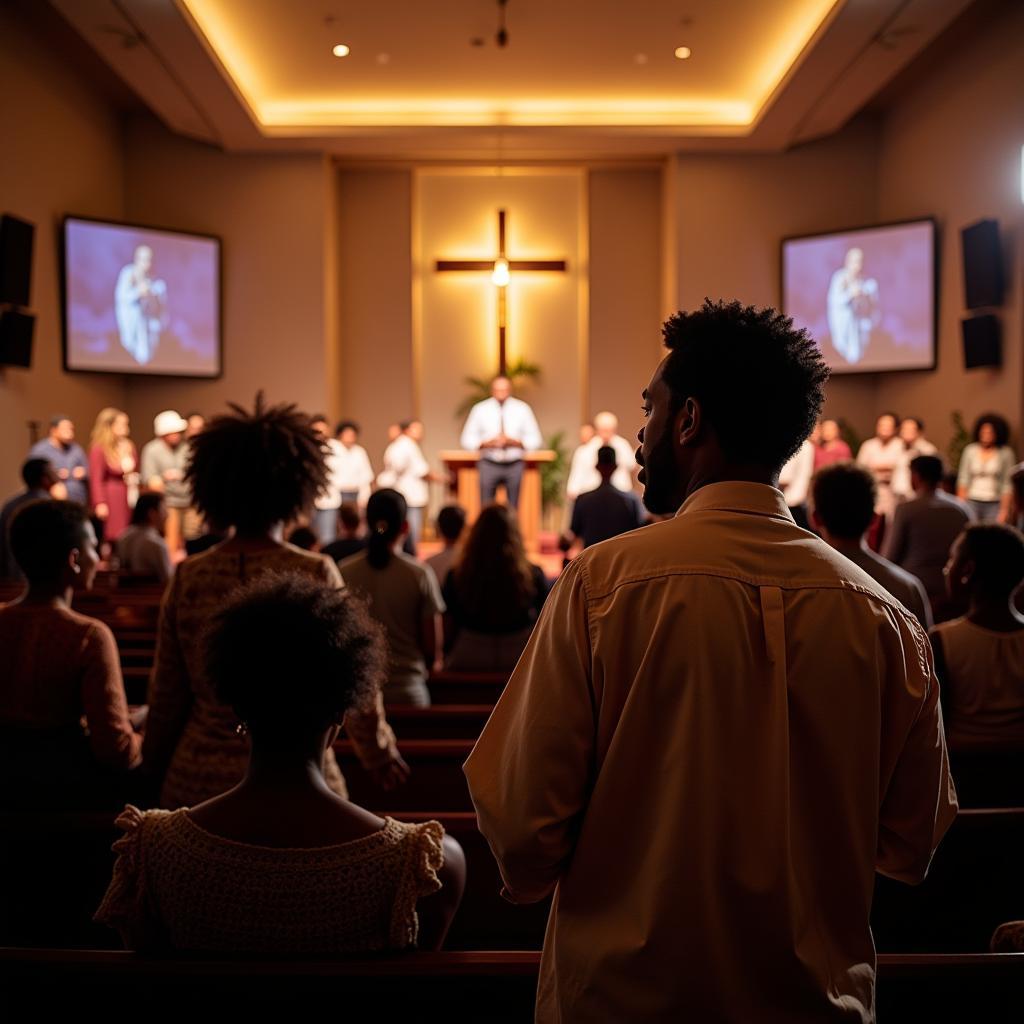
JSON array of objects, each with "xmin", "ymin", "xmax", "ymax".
[
  {"xmin": 334, "ymin": 420, "xmax": 375, "ymax": 507},
  {"xmin": 460, "ymin": 375, "xmax": 542, "ymax": 510},
  {"xmin": 891, "ymin": 416, "xmax": 939, "ymax": 500},
  {"xmin": 378, "ymin": 420, "xmax": 431, "ymax": 552},
  {"xmin": 465, "ymin": 299, "xmax": 955, "ymax": 1023},
  {"xmin": 309, "ymin": 415, "xmax": 347, "ymax": 544},
  {"xmin": 856, "ymin": 412, "xmax": 905, "ymax": 519},
  {"xmin": 777, "ymin": 436, "xmax": 816, "ymax": 529},
  {"xmin": 565, "ymin": 411, "xmax": 637, "ymax": 500}
]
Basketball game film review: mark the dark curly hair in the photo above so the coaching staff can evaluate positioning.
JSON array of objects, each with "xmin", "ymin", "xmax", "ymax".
[
  {"xmin": 204, "ymin": 572, "xmax": 386, "ymax": 734},
  {"xmin": 661, "ymin": 299, "xmax": 830, "ymax": 472},
  {"xmin": 958, "ymin": 523, "xmax": 1024, "ymax": 598},
  {"xmin": 186, "ymin": 393, "xmax": 328, "ymax": 535},
  {"xmin": 811, "ymin": 462, "xmax": 877, "ymax": 540},
  {"xmin": 972, "ymin": 413, "xmax": 1011, "ymax": 448}
]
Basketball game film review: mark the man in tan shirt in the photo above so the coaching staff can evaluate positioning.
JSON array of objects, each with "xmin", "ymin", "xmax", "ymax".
[{"xmin": 465, "ymin": 300, "xmax": 957, "ymax": 1023}]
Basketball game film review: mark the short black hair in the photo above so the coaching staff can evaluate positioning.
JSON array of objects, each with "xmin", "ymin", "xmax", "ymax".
[
  {"xmin": 204, "ymin": 573, "xmax": 386, "ymax": 736},
  {"xmin": 661, "ymin": 300, "xmax": 829, "ymax": 472},
  {"xmin": 335, "ymin": 420, "xmax": 360, "ymax": 436},
  {"xmin": 49, "ymin": 414, "xmax": 71, "ymax": 429},
  {"xmin": 131, "ymin": 491, "xmax": 165, "ymax": 525},
  {"xmin": 909, "ymin": 454, "xmax": 944, "ymax": 487},
  {"xmin": 186, "ymin": 393, "xmax": 327, "ymax": 535},
  {"xmin": 902, "ymin": 416, "xmax": 924, "ymax": 431},
  {"xmin": 596, "ymin": 445, "xmax": 617, "ymax": 467},
  {"xmin": 878, "ymin": 411, "xmax": 900, "ymax": 425},
  {"xmin": 399, "ymin": 419, "xmax": 414, "ymax": 432},
  {"xmin": 339, "ymin": 502, "xmax": 361, "ymax": 532},
  {"xmin": 287, "ymin": 525, "xmax": 318, "ymax": 551},
  {"xmin": 436, "ymin": 505, "xmax": 467, "ymax": 542},
  {"xmin": 9, "ymin": 500, "xmax": 91, "ymax": 582},
  {"xmin": 22, "ymin": 458, "xmax": 53, "ymax": 489},
  {"xmin": 811, "ymin": 462, "xmax": 876, "ymax": 539},
  {"xmin": 309, "ymin": 413, "xmax": 329, "ymax": 427},
  {"xmin": 959, "ymin": 523, "xmax": 1024, "ymax": 597},
  {"xmin": 972, "ymin": 413, "xmax": 1010, "ymax": 447}
]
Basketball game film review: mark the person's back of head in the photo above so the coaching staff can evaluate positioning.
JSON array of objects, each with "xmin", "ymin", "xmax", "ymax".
[
  {"xmin": 454, "ymin": 504, "xmax": 536, "ymax": 628},
  {"xmin": 596, "ymin": 445, "xmax": 617, "ymax": 481},
  {"xmin": 205, "ymin": 573, "xmax": 385, "ymax": 745},
  {"xmin": 21, "ymin": 458, "xmax": 56, "ymax": 493},
  {"xmin": 186, "ymin": 393, "xmax": 327, "ymax": 537},
  {"xmin": 436, "ymin": 505, "xmax": 467, "ymax": 545},
  {"xmin": 287, "ymin": 525, "xmax": 319, "ymax": 552},
  {"xmin": 948, "ymin": 523, "xmax": 1024, "ymax": 604},
  {"xmin": 9, "ymin": 500, "xmax": 96, "ymax": 586},
  {"xmin": 811, "ymin": 463, "xmax": 876, "ymax": 543},
  {"xmin": 131, "ymin": 492, "xmax": 166, "ymax": 528},
  {"xmin": 365, "ymin": 489, "xmax": 407, "ymax": 569},
  {"xmin": 640, "ymin": 300, "xmax": 829, "ymax": 514},
  {"xmin": 909, "ymin": 454, "xmax": 944, "ymax": 494},
  {"xmin": 338, "ymin": 502, "xmax": 362, "ymax": 537}
]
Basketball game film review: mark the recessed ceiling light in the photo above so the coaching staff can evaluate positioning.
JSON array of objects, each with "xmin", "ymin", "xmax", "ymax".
[
  {"xmin": 634, "ymin": 53, "xmax": 649, "ymax": 65},
  {"xmin": 674, "ymin": 46, "xmax": 692, "ymax": 60},
  {"xmin": 376, "ymin": 52, "xmax": 391, "ymax": 65},
  {"xmin": 332, "ymin": 43, "xmax": 351, "ymax": 58}
]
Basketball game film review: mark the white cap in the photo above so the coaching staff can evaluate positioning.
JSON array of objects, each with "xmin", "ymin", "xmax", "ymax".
[{"xmin": 153, "ymin": 410, "xmax": 188, "ymax": 437}]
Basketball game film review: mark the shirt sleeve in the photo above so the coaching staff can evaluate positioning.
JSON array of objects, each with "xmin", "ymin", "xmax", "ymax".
[
  {"xmin": 1000, "ymin": 448, "xmax": 1018, "ymax": 495},
  {"xmin": 464, "ymin": 556, "xmax": 596, "ymax": 903},
  {"xmin": 142, "ymin": 571, "xmax": 193, "ymax": 779},
  {"xmin": 519, "ymin": 404, "xmax": 543, "ymax": 451},
  {"xmin": 80, "ymin": 622, "xmax": 142, "ymax": 770},
  {"xmin": 88, "ymin": 446, "xmax": 107, "ymax": 508},
  {"xmin": 420, "ymin": 564, "xmax": 446, "ymax": 617},
  {"xmin": 139, "ymin": 443, "xmax": 157, "ymax": 487},
  {"xmin": 565, "ymin": 446, "xmax": 588, "ymax": 501},
  {"xmin": 875, "ymin": 613, "xmax": 958, "ymax": 884},
  {"xmin": 460, "ymin": 404, "xmax": 485, "ymax": 451},
  {"xmin": 956, "ymin": 446, "xmax": 974, "ymax": 492}
]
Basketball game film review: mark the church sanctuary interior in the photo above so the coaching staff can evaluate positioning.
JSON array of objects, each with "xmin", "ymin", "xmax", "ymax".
[{"xmin": 3, "ymin": 0, "xmax": 1024, "ymax": 1017}]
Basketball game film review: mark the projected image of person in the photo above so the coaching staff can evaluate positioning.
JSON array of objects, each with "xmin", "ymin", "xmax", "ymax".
[
  {"xmin": 114, "ymin": 245, "xmax": 167, "ymax": 365},
  {"xmin": 827, "ymin": 247, "xmax": 880, "ymax": 365}
]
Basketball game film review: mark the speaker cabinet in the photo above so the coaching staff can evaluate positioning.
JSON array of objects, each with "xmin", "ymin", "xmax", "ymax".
[
  {"xmin": 0, "ymin": 214, "xmax": 34, "ymax": 308},
  {"xmin": 961, "ymin": 219, "xmax": 1003, "ymax": 309},
  {"xmin": 961, "ymin": 314, "xmax": 1001, "ymax": 369},
  {"xmin": 0, "ymin": 309, "xmax": 34, "ymax": 368}
]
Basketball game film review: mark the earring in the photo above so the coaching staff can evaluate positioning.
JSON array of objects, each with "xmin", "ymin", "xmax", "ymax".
[
  {"xmin": 960, "ymin": 576, "xmax": 970, "ymax": 585},
  {"xmin": 235, "ymin": 722, "xmax": 249, "ymax": 737}
]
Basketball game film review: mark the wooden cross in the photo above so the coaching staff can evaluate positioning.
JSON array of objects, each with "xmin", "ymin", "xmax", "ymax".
[{"xmin": 435, "ymin": 208, "xmax": 567, "ymax": 375}]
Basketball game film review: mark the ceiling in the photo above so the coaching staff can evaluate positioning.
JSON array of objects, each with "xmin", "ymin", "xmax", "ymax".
[{"xmin": 50, "ymin": 0, "xmax": 976, "ymax": 159}]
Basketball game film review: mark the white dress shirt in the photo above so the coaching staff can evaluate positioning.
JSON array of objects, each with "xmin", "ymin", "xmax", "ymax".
[
  {"xmin": 377, "ymin": 433, "xmax": 429, "ymax": 508},
  {"xmin": 316, "ymin": 440, "xmax": 374, "ymax": 509},
  {"xmin": 565, "ymin": 435, "xmax": 637, "ymax": 499},
  {"xmin": 460, "ymin": 396, "xmax": 542, "ymax": 463},
  {"xmin": 778, "ymin": 439, "xmax": 816, "ymax": 508}
]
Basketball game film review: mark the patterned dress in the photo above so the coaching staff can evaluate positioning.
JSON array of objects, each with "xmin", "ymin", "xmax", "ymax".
[
  {"xmin": 143, "ymin": 543, "xmax": 398, "ymax": 808},
  {"xmin": 95, "ymin": 807, "xmax": 444, "ymax": 952}
]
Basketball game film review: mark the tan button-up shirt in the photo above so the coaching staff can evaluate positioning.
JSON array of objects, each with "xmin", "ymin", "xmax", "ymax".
[{"xmin": 465, "ymin": 481, "xmax": 957, "ymax": 1023}]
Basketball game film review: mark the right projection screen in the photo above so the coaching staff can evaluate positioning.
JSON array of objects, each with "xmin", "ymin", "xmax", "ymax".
[{"xmin": 782, "ymin": 219, "xmax": 935, "ymax": 374}]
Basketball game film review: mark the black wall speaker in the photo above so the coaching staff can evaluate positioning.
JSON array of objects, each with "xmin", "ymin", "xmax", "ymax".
[
  {"xmin": 961, "ymin": 314, "xmax": 1001, "ymax": 369},
  {"xmin": 961, "ymin": 219, "xmax": 1003, "ymax": 309},
  {"xmin": 0, "ymin": 214, "xmax": 35, "ymax": 308},
  {"xmin": 0, "ymin": 309, "xmax": 34, "ymax": 368}
]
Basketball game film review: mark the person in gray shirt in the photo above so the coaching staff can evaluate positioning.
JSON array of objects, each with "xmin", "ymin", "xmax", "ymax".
[
  {"xmin": 140, "ymin": 410, "xmax": 190, "ymax": 556},
  {"xmin": 811, "ymin": 461, "xmax": 933, "ymax": 629},
  {"xmin": 116, "ymin": 492, "xmax": 172, "ymax": 582},
  {"xmin": 882, "ymin": 454, "xmax": 974, "ymax": 621}
]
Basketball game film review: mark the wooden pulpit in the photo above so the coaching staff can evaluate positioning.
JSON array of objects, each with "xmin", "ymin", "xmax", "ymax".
[{"xmin": 440, "ymin": 450, "xmax": 555, "ymax": 553}]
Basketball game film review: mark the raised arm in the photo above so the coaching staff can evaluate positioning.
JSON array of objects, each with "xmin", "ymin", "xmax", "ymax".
[{"xmin": 464, "ymin": 557, "xmax": 596, "ymax": 903}]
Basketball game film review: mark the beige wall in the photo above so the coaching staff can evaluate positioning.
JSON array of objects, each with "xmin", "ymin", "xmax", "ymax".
[
  {"xmin": 671, "ymin": 120, "xmax": 882, "ymax": 439},
  {"xmin": 0, "ymin": 3, "xmax": 126, "ymax": 493},
  {"xmin": 336, "ymin": 168, "xmax": 414, "ymax": 466},
  {"xmin": 588, "ymin": 167, "xmax": 664, "ymax": 441},
  {"xmin": 119, "ymin": 117, "xmax": 336, "ymax": 438},
  {"xmin": 874, "ymin": 0, "xmax": 1024, "ymax": 461}
]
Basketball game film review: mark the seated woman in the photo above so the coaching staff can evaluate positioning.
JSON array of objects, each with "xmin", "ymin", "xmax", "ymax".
[
  {"xmin": 930, "ymin": 523, "xmax": 1024, "ymax": 752},
  {"xmin": 96, "ymin": 574, "xmax": 465, "ymax": 952},
  {"xmin": 442, "ymin": 504, "xmax": 549, "ymax": 673},
  {"xmin": 0, "ymin": 500, "xmax": 141, "ymax": 807},
  {"xmin": 337, "ymin": 489, "xmax": 445, "ymax": 707},
  {"xmin": 143, "ymin": 395, "xmax": 407, "ymax": 809}
]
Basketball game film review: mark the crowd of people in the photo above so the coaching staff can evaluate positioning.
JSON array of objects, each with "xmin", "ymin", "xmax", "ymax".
[{"xmin": 1, "ymin": 299, "xmax": 1024, "ymax": 1015}]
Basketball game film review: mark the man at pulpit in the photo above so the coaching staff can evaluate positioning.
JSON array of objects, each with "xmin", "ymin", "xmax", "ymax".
[{"xmin": 460, "ymin": 375, "xmax": 542, "ymax": 509}]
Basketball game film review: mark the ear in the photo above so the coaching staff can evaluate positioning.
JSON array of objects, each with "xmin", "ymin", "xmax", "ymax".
[
  {"xmin": 960, "ymin": 558, "xmax": 977, "ymax": 585},
  {"xmin": 676, "ymin": 397, "xmax": 701, "ymax": 448},
  {"xmin": 67, "ymin": 547, "xmax": 83, "ymax": 576},
  {"xmin": 400, "ymin": 520, "xmax": 410, "ymax": 536}
]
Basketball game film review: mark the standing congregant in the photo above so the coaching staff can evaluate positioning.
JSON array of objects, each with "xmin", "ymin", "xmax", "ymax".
[
  {"xmin": 28, "ymin": 415, "xmax": 89, "ymax": 506},
  {"xmin": 140, "ymin": 410, "xmax": 190, "ymax": 555},
  {"xmin": 460, "ymin": 375, "xmax": 542, "ymax": 510},
  {"xmin": 565, "ymin": 411, "xmax": 636, "ymax": 500},
  {"xmin": 377, "ymin": 420, "xmax": 433, "ymax": 553},
  {"xmin": 466, "ymin": 300, "xmax": 955, "ymax": 1023},
  {"xmin": 857, "ymin": 412, "xmax": 905, "ymax": 520}
]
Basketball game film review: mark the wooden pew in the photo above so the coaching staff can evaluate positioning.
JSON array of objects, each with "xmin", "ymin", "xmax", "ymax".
[
  {"xmin": 385, "ymin": 705, "xmax": 493, "ymax": 741},
  {"xmin": 2, "ymin": 949, "xmax": 1022, "ymax": 1019},
  {"xmin": 873, "ymin": 807, "xmax": 1024, "ymax": 953},
  {"xmin": 428, "ymin": 671, "xmax": 508, "ymax": 705},
  {"xmin": 335, "ymin": 739, "xmax": 475, "ymax": 812}
]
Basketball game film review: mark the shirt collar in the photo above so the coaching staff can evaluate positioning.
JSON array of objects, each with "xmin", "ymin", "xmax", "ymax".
[{"xmin": 677, "ymin": 481, "xmax": 794, "ymax": 522}]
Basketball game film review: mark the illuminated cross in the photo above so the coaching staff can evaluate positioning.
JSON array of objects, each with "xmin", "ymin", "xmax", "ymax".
[{"xmin": 435, "ymin": 208, "xmax": 567, "ymax": 376}]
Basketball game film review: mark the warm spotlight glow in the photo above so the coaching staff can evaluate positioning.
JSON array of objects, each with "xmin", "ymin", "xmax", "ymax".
[
  {"xmin": 491, "ymin": 258, "xmax": 510, "ymax": 287},
  {"xmin": 332, "ymin": 43, "xmax": 350, "ymax": 57},
  {"xmin": 674, "ymin": 46, "xmax": 692, "ymax": 60}
]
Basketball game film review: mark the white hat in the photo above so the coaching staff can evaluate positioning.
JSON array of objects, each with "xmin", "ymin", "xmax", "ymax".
[{"xmin": 153, "ymin": 410, "xmax": 188, "ymax": 437}]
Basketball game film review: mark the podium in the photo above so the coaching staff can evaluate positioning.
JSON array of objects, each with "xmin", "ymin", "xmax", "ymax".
[{"xmin": 440, "ymin": 450, "xmax": 555, "ymax": 553}]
